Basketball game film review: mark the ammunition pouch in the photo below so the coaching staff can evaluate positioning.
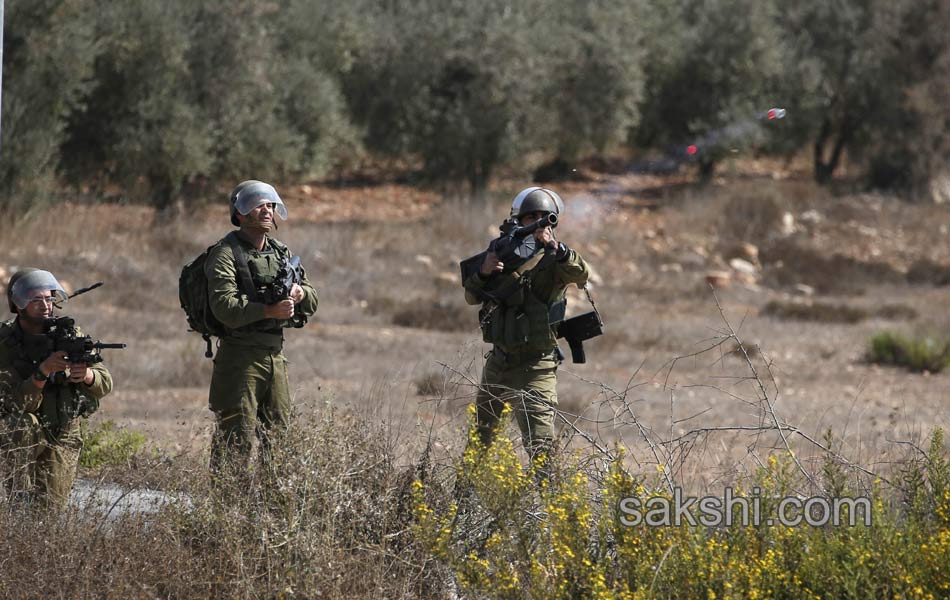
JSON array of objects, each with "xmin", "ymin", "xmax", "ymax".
[
  {"xmin": 480, "ymin": 296, "xmax": 564, "ymax": 353},
  {"xmin": 481, "ymin": 305, "xmax": 531, "ymax": 348}
]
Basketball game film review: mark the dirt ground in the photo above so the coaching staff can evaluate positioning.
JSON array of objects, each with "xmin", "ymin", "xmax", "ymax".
[{"xmin": 3, "ymin": 162, "xmax": 949, "ymax": 489}]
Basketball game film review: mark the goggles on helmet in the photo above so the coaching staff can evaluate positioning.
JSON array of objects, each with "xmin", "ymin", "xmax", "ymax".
[
  {"xmin": 233, "ymin": 181, "xmax": 288, "ymax": 220},
  {"xmin": 10, "ymin": 270, "xmax": 68, "ymax": 310}
]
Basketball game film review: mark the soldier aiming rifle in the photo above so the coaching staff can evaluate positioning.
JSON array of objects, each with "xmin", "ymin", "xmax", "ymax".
[{"xmin": 0, "ymin": 269, "xmax": 120, "ymax": 508}]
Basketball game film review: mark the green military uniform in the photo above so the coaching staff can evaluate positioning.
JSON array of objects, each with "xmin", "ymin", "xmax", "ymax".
[
  {"xmin": 205, "ymin": 231, "xmax": 318, "ymax": 474},
  {"xmin": 0, "ymin": 319, "xmax": 113, "ymax": 507},
  {"xmin": 463, "ymin": 246, "xmax": 590, "ymax": 463}
]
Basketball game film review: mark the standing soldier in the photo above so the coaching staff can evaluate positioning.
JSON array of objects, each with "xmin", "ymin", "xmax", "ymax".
[
  {"xmin": 462, "ymin": 186, "xmax": 590, "ymax": 477},
  {"xmin": 0, "ymin": 268, "xmax": 113, "ymax": 507},
  {"xmin": 205, "ymin": 180, "xmax": 318, "ymax": 478}
]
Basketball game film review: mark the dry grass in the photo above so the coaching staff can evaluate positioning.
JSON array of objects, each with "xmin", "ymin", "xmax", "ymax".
[
  {"xmin": 2, "ymin": 171, "xmax": 950, "ymax": 596},
  {"xmin": 1, "ymin": 177, "xmax": 947, "ymax": 453},
  {"xmin": 907, "ymin": 257, "xmax": 950, "ymax": 285},
  {"xmin": 1, "ymin": 176, "xmax": 950, "ymax": 594},
  {"xmin": 0, "ymin": 406, "xmax": 451, "ymax": 599},
  {"xmin": 762, "ymin": 299, "xmax": 918, "ymax": 324}
]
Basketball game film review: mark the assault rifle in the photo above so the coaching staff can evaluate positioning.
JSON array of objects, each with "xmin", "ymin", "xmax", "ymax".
[
  {"xmin": 260, "ymin": 255, "xmax": 306, "ymax": 328},
  {"xmin": 459, "ymin": 213, "xmax": 559, "ymax": 283},
  {"xmin": 18, "ymin": 316, "xmax": 126, "ymax": 382}
]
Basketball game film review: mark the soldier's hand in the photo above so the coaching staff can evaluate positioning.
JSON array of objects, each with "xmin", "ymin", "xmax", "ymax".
[
  {"xmin": 264, "ymin": 299, "xmax": 295, "ymax": 320},
  {"xmin": 68, "ymin": 362, "xmax": 93, "ymax": 385},
  {"xmin": 480, "ymin": 251, "xmax": 504, "ymax": 276},
  {"xmin": 39, "ymin": 352, "xmax": 69, "ymax": 377},
  {"xmin": 534, "ymin": 226, "xmax": 556, "ymax": 250},
  {"xmin": 289, "ymin": 283, "xmax": 305, "ymax": 305}
]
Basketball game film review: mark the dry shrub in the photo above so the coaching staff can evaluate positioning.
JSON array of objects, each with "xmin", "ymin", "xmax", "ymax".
[
  {"xmin": 907, "ymin": 258, "xmax": 950, "ymax": 286},
  {"xmin": 718, "ymin": 189, "xmax": 785, "ymax": 243},
  {"xmin": 875, "ymin": 304, "xmax": 920, "ymax": 321},
  {"xmin": 392, "ymin": 299, "xmax": 472, "ymax": 332},
  {"xmin": 416, "ymin": 422, "xmax": 950, "ymax": 599},
  {"xmin": 761, "ymin": 239, "xmax": 904, "ymax": 294},
  {"xmin": 868, "ymin": 332, "xmax": 950, "ymax": 373},
  {"xmin": 725, "ymin": 340, "xmax": 761, "ymax": 359},
  {"xmin": 763, "ymin": 300, "xmax": 868, "ymax": 324},
  {"xmin": 0, "ymin": 408, "xmax": 449, "ymax": 599},
  {"xmin": 415, "ymin": 371, "xmax": 445, "ymax": 396},
  {"xmin": 764, "ymin": 299, "xmax": 918, "ymax": 324}
]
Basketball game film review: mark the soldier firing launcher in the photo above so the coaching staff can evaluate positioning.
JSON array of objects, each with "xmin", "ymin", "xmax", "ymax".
[
  {"xmin": 459, "ymin": 213, "xmax": 559, "ymax": 283},
  {"xmin": 458, "ymin": 212, "xmax": 605, "ymax": 363}
]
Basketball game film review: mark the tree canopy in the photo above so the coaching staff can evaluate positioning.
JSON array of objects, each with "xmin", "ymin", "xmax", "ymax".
[{"xmin": 1, "ymin": 0, "xmax": 947, "ymax": 208}]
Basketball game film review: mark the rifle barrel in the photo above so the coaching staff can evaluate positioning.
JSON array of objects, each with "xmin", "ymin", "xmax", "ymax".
[
  {"xmin": 68, "ymin": 282, "xmax": 104, "ymax": 299},
  {"xmin": 512, "ymin": 213, "xmax": 557, "ymax": 239}
]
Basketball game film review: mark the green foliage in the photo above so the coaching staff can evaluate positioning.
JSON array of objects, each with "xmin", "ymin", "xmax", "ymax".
[
  {"xmin": 341, "ymin": 0, "xmax": 550, "ymax": 189},
  {"xmin": 868, "ymin": 331, "xmax": 950, "ymax": 373},
  {"xmin": 415, "ymin": 423, "xmax": 950, "ymax": 599},
  {"xmin": 79, "ymin": 420, "xmax": 148, "ymax": 469},
  {"xmin": 62, "ymin": 1, "xmax": 212, "ymax": 207},
  {"xmin": 60, "ymin": 1, "xmax": 360, "ymax": 206},
  {"xmin": 775, "ymin": 0, "xmax": 949, "ymax": 186},
  {"xmin": 1, "ymin": 0, "xmax": 947, "ymax": 204},
  {"xmin": 634, "ymin": 0, "xmax": 784, "ymax": 176},
  {"xmin": 540, "ymin": 0, "xmax": 647, "ymax": 162},
  {"xmin": 879, "ymin": 1, "xmax": 950, "ymax": 199},
  {"xmin": 0, "ymin": 0, "xmax": 98, "ymax": 210}
]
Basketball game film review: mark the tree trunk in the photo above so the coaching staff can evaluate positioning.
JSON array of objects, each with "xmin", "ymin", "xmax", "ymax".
[
  {"xmin": 814, "ymin": 117, "xmax": 851, "ymax": 184},
  {"xmin": 814, "ymin": 119, "xmax": 832, "ymax": 184},
  {"xmin": 698, "ymin": 157, "xmax": 715, "ymax": 182}
]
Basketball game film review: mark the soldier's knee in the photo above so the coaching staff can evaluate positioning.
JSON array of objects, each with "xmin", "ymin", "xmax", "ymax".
[{"xmin": 215, "ymin": 409, "xmax": 253, "ymax": 433}]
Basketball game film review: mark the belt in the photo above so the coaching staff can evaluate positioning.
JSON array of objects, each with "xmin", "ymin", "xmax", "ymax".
[
  {"xmin": 490, "ymin": 347, "xmax": 559, "ymax": 367},
  {"xmin": 220, "ymin": 331, "xmax": 284, "ymax": 351}
]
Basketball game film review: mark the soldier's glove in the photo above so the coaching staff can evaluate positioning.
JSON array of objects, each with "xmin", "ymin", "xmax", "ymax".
[{"xmin": 555, "ymin": 242, "xmax": 571, "ymax": 262}]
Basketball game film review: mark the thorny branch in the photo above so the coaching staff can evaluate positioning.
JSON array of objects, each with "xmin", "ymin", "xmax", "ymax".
[{"xmin": 434, "ymin": 289, "xmax": 902, "ymax": 496}]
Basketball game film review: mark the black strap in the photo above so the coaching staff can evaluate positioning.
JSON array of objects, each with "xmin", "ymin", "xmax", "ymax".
[
  {"xmin": 267, "ymin": 237, "xmax": 291, "ymax": 260},
  {"xmin": 224, "ymin": 231, "xmax": 259, "ymax": 301},
  {"xmin": 472, "ymin": 250, "xmax": 549, "ymax": 304},
  {"xmin": 524, "ymin": 249, "xmax": 559, "ymax": 304},
  {"xmin": 583, "ymin": 285, "xmax": 604, "ymax": 325}
]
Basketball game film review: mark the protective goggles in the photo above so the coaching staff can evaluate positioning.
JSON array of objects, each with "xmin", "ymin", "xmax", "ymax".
[
  {"xmin": 233, "ymin": 181, "xmax": 288, "ymax": 220},
  {"xmin": 10, "ymin": 270, "xmax": 68, "ymax": 310}
]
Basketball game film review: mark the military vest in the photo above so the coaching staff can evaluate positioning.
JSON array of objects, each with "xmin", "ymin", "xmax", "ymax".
[
  {"xmin": 231, "ymin": 236, "xmax": 290, "ymax": 335},
  {"xmin": 478, "ymin": 254, "xmax": 567, "ymax": 354},
  {"xmin": 0, "ymin": 319, "xmax": 98, "ymax": 438}
]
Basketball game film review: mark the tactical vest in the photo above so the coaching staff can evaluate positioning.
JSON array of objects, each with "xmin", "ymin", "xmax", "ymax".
[
  {"xmin": 478, "ymin": 254, "xmax": 566, "ymax": 354},
  {"xmin": 0, "ymin": 319, "xmax": 98, "ymax": 438},
  {"xmin": 230, "ymin": 236, "xmax": 290, "ymax": 335}
]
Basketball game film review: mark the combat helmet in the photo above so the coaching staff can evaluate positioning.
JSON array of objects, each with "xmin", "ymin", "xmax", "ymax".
[
  {"xmin": 229, "ymin": 180, "xmax": 262, "ymax": 226},
  {"xmin": 229, "ymin": 180, "xmax": 288, "ymax": 226},
  {"xmin": 7, "ymin": 269, "xmax": 68, "ymax": 313},
  {"xmin": 6, "ymin": 267, "xmax": 38, "ymax": 313},
  {"xmin": 510, "ymin": 187, "xmax": 564, "ymax": 225}
]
